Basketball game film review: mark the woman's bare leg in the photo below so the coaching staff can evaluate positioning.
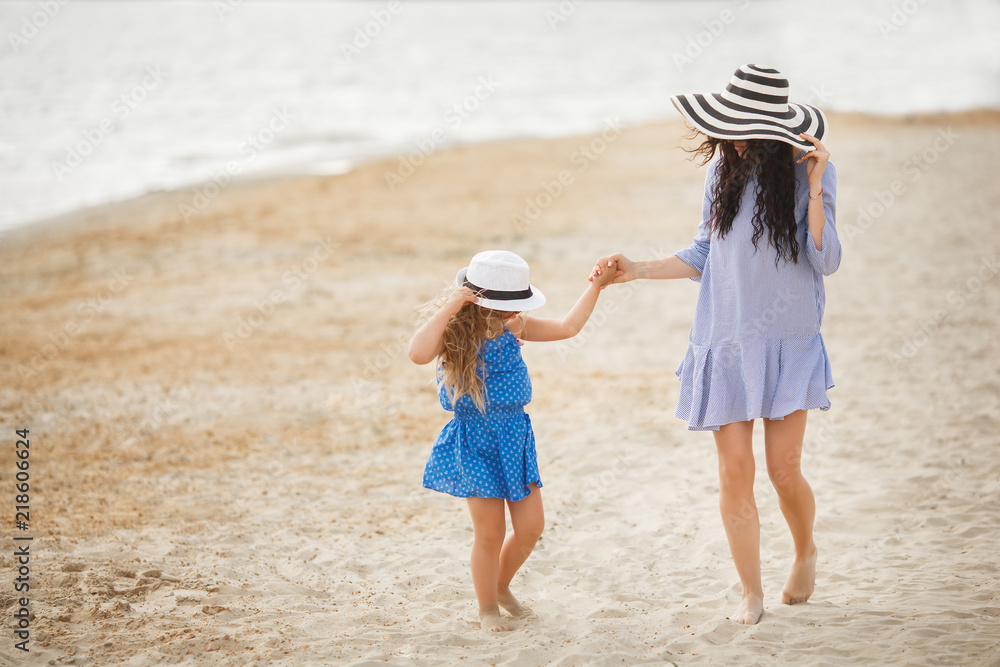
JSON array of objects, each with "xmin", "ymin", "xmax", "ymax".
[
  {"xmin": 466, "ymin": 496, "xmax": 513, "ymax": 631},
  {"xmin": 764, "ymin": 410, "xmax": 818, "ymax": 604},
  {"xmin": 714, "ymin": 420, "xmax": 765, "ymax": 624},
  {"xmin": 497, "ymin": 483, "xmax": 544, "ymax": 618}
]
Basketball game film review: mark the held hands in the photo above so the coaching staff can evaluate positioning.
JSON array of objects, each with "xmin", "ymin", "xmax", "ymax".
[
  {"xmin": 588, "ymin": 253, "xmax": 635, "ymax": 289},
  {"xmin": 590, "ymin": 262, "xmax": 617, "ymax": 289}
]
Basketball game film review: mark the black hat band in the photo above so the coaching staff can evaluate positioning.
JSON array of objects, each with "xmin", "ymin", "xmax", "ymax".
[{"xmin": 463, "ymin": 278, "xmax": 533, "ymax": 301}]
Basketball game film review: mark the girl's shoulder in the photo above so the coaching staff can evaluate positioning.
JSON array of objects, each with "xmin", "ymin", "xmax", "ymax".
[
  {"xmin": 481, "ymin": 328, "xmax": 522, "ymax": 363},
  {"xmin": 503, "ymin": 313, "xmax": 528, "ymax": 339}
]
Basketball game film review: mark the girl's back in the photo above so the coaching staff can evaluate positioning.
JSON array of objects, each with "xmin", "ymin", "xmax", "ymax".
[{"xmin": 439, "ymin": 330, "xmax": 531, "ymax": 417}]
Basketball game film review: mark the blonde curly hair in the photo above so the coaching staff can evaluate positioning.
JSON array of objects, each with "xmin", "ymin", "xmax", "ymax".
[{"xmin": 439, "ymin": 303, "xmax": 521, "ymax": 413}]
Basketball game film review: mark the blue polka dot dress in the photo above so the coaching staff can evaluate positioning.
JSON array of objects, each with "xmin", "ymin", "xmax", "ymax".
[
  {"xmin": 673, "ymin": 156, "xmax": 841, "ymax": 431},
  {"xmin": 422, "ymin": 329, "xmax": 542, "ymax": 501}
]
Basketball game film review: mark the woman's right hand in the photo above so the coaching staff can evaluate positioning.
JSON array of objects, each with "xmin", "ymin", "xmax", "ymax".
[{"xmin": 590, "ymin": 253, "xmax": 636, "ymax": 286}]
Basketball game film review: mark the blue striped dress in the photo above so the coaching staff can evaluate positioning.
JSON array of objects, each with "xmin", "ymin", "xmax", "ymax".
[{"xmin": 673, "ymin": 156, "xmax": 841, "ymax": 431}]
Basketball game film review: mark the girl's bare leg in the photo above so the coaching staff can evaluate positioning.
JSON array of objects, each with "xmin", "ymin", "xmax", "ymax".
[
  {"xmin": 763, "ymin": 410, "xmax": 818, "ymax": 604},
  {"xmin": 466, "ymin": 496, "xmax": 513, "ymax": 631},
  {"xmin": 714, "ymin": 420, "xmax": 765, "ymax": 625},
  {"xmin": 497, "ymin": 483, "xmax": 544, "ymax": 618}
]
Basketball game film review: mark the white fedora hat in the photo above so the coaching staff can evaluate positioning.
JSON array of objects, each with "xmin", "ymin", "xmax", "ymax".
[
  {"xmin": 670, "ymin": 64, "xmax": 828, "ymax": 151},
  {"xmin": 455, "ymin": 250, "xmax": 546, "ymax": 312}
]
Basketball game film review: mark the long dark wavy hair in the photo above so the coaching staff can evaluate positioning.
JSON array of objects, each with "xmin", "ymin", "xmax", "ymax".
[{"xmin": 687, "ymin": 131, "xmax": 800, "ymax": 265}]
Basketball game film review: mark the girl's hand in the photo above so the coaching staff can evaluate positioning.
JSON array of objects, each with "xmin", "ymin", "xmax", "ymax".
[
  {"xmin": 445, "ymin": 286, "xmax": 479, "ymax": 312},
  {"xmin": 590, "ymin": 253, "xmax": 635, "ymax": 287},
  {"xmin": 797, "ymin": 133, "xmax": 830, "ymax": 188},
  {"xmin": 409, "ymin": 286, "xmax": 478, "ymax": 365},
  {"xmin": 591, "ymin": 264, "xmax": 616, "ymax": 289}
]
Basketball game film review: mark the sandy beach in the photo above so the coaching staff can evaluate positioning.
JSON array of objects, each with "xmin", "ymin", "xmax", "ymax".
[{"xmin": 1, "ymin": 111, "xmax": 999, "ymax": 665}]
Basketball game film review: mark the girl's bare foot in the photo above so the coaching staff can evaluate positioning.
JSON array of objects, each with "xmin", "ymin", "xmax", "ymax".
[
  {"xmin": 731, "ymin": 592, "xmax": 765, "ymax": 625},
  {"xmin": 497, "ymin": 588, "xmax": 533, "ymax": 619},
  {"xmin": 781, "ymin": 544, "xmax": 818, "ymax": 604},
  {"xmin": 479, "ymin": 610, "xmax": 514, "ymax": 632}
]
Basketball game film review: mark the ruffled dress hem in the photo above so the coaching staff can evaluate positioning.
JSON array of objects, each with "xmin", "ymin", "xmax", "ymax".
[
  {"xmin": 674, "ymin": 333, "xmax": 834, "ymax": 432},
  {"xmin": 422, "ymin": 477, "xmax": 543, "ymax": 502},
  {"xmin": 422, "ymin": 412, "xmax": 543, "ymax": 502}
]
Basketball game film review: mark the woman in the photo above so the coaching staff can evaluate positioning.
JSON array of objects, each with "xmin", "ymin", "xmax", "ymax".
[{"xmin": 593, "ymin": 64, "xmax": 840, "ymax": 625}]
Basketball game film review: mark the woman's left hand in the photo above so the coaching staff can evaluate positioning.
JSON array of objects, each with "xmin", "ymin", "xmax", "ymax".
[{"xmin": 797, "ymin": 133, "xmax": 830, "ymax": 187}]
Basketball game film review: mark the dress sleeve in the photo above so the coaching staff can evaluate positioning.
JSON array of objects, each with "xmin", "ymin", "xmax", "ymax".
[
  {"xmin": 675, "ymin": 158, "xmax": 719, "ymax": 283},
  {"xmin": 804, "ymin": 161, "xmax": 841, "ymax": 276}
]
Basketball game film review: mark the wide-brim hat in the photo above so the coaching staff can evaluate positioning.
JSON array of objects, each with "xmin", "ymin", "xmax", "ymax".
[
  {"xmin": 670, "ymin": 64, "xmax": 828, "ymax": 151},
  {"xmin": 455, "ymin": 250, "xmax": 546, "ymax": 312}
]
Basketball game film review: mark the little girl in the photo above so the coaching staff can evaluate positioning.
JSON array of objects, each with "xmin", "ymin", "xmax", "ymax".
[{"xmin": 409, "ymin": 250, "xmax": 614, "ymax": 632}]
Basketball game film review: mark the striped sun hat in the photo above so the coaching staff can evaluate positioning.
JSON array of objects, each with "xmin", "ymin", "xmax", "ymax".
[{"xmin": 670, "ymin": 64, "xmax": 827, "ymax": 151}]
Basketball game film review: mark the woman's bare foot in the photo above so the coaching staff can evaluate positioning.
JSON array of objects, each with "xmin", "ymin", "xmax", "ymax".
[
  {"xmin": 731, "ymin": 592, "xmax": 765, "ymax": 625},
  {"xmin": 497, "ymin": 588, "xmax": 534, "ymax": 619},
  {"xmin": 781, "ymin": 545, "xmax": 818, "ymax": 604},
  {"xmin": 479, "ymin": 609, "xmax": 514, "ymax": 632}
]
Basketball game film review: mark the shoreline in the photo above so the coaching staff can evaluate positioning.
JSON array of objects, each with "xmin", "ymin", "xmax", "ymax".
[
  {"xmin": 6, "ymin": 108, "xmax": 1000, "ymax": 248},
  {"xmin": 1, "ymin": 110, "xmax": 998, "ymax": 665}
]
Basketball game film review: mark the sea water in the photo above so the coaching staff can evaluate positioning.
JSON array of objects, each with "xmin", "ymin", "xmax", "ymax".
[{"xmin": 1, "ymin": 0, "xmax": 998, "ymax": 231}]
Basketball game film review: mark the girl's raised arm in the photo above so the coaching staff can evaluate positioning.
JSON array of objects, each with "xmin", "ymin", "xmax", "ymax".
[
  {"xmin": 408, "ymin": 287, "xmax": 477, "ymax": 365},
  {"xmin": 509, "ymin": 271, "xmax": 612, "ymax": 342}
]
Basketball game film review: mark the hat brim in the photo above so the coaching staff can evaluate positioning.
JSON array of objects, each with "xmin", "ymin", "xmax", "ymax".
[
  {"xmin": 455, "ymin": 267, "xmax": 546, "ymax": 312},
  {"xmin": 670, "ymin": 93, "xmax": 827, "ymax": 150}
]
